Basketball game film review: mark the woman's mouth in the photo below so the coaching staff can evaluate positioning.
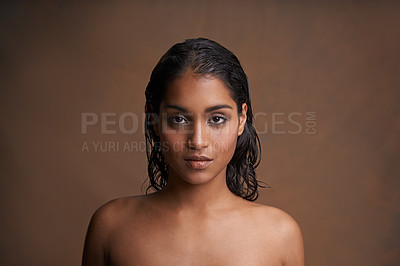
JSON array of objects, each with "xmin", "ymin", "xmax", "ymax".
[{"xmin": 184, "ymin": 155, "xmax": 213, "ymax": 169}]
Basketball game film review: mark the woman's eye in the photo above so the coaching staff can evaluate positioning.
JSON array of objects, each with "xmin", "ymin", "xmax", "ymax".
[
  {"xmin": 209, "ymin": 116, "xmax": 227, "ymax": 125},
  {"xmin": 168, "ymin": 116, "xmax": 187, "ymax": 124}
]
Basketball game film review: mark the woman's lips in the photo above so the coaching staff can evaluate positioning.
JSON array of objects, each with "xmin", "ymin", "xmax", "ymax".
[
  {"xmin": 184, "ymin": 160, "xmax": 213, "ymax": 169},
  {"xmin": 184, "ymin": 156, "xmax": 213, "ymax": 169}
]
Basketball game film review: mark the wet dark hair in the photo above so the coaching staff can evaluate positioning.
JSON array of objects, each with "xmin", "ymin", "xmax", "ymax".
[{"xmin": 144, "ymin": 37, "xmax": 267, "ymax": 201}]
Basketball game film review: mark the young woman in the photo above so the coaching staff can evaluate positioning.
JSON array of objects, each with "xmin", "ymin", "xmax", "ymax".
[{"xmin": 82, "ymin": 38, "xmax": 305, "ymax": 266}]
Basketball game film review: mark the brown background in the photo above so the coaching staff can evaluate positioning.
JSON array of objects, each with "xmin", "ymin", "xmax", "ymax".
[{"xmin": 1, "ymin": 1, "xmax": 399, "ymax": 265}]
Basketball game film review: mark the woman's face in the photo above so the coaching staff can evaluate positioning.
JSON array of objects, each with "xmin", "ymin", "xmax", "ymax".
[{"xmin": 157, "ymin": 70, "xmax": 247, "ymax": 186}]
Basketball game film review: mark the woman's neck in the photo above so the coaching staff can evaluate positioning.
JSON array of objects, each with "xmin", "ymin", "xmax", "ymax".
[{"xmin": 155, "ymin": 168, "xmax": 243, "ymax": 215}]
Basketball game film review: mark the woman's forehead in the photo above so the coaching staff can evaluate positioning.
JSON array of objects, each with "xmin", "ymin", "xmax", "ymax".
[{"xmin": 160, "ymin": 71, "xmax": 237, "ymax": 112}]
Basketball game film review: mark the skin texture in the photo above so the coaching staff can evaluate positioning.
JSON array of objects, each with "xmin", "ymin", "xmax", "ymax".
[{"xmin": 82, "ymin": 71, "xmax": 305, "ymax": 266}]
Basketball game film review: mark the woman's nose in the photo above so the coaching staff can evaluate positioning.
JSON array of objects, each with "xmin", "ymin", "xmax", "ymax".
[{"xmin": 187, "ymin": 120, "xmax": 209, "ymax": 150}]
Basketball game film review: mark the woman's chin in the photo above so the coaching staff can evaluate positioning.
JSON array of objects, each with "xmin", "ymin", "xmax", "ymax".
[
  {"xmin": 167, "ymin": 163, "xmax": 226, "ymax": 186},
  {"xmin": 177, "ymin": 170, "xmax": 218, "ymax": 186}
]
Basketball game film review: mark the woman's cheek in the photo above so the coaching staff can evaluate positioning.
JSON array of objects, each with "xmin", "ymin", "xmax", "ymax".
[
  {"xmin": 211, "ymin": 127, "xmax": 238, "ymax": 156},
  {"xmin": 161, "ymin": 133, "xmax": 183, "ymax": 155}
]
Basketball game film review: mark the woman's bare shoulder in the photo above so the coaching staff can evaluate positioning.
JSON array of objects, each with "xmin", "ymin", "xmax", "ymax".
[
  {"xmin": 247, "ymin": 202, "xmax": 305, "ymax": 265},
  {"xmin": 89, "ymin": 195, "xmax": 147, "ymax": 227},
  {"xmin": 249, "ymin": 203, "xmax": 299, "ymax": 226},
  {"xmin": 247, "ymin": 202, "xmax": 302, "ymax": 237},
  {"xmin": 83, "ymin": 196, "xmax": 152, "ymax": 265}
]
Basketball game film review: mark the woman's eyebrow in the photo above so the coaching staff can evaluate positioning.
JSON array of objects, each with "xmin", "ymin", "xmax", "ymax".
[
  {"xmin": 163, "ymin": 104, "xmax": 233, "ymax": 112},
  {"xmin": 205, "ymin": 104, "xmax": 233, "ymax": 112},
  {"xmin": 163, "ymin": 104, "xmax": 187, "ymax": 112}
]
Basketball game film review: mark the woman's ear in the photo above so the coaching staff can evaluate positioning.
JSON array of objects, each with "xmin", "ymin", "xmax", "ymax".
[
  {"xmin": 148, "ymin": 104, "xmax": 160, "ymax": 136},
  {"xmin": 154, "ymin": 122, "xmax": 160, "ymax": 136},
  {"xmin": 152, "ymin": 114, "xmax": 160, "ymax": 136},
  {"xmin": 238, "ymin": 103, "xmax": 247, "ymax": 136}
]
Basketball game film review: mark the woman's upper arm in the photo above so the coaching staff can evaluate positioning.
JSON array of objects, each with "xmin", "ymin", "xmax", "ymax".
[
  {"xmin": 82, "ymin": 205, "xmax": 113, "ymax": 266},
  {"xmin": 279, "ymin": 214, "xmax": 305, "ymax": 266}
]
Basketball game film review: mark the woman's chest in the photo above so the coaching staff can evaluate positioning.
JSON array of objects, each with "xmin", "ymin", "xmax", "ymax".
[{"xmin": 107, "ymin": 219, "xmax": 282, "ymax": 266}]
